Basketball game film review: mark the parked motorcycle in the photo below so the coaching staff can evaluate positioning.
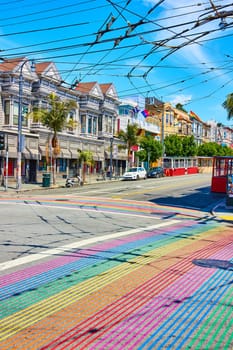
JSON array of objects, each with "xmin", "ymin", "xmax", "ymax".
[{"xmin": 65, "ymin": 175, "xmax": 83, "ymax": 188}]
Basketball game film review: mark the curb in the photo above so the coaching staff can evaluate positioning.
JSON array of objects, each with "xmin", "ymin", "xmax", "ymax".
[{"xmin": 211, "ymin": 200, "xmax": 233, "ymax": 222}]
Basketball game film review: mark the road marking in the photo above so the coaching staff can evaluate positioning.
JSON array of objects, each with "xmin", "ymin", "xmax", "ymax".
[
  {"xmin": 0, "ymin": 220, "xmax": 180, "ymax": 272},
  {"xmin": 0, "ymin": 200, "xmax": 166, "ymax": 220}
]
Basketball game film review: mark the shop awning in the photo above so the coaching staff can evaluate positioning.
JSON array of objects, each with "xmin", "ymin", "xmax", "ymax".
[
  {"xmin": 22, "ymin": 148, "xmax": 31, "ymax": 159},
  {"xmin": 26, "ymin": 147, "xmax": 40, "ymax": 160},
  {"xmin": 60, "ymin": 148, "xmax": 71, "ymax": 159},
  {"xmin": 69, "ymin": 149, "xmax": 78, "ymax": 158},
  {"xmin": 104, "ymin": 151, "xmax": 127, "ymax": 160},
  {"xmin": 39, "ymin": 145, "xmax": 47, "ymax": 157},
  {"xmin": 93, "ymin": 152, "xmax": 104, "ymax": 161},
  {"xmin": 7, "ymin": 146, "xmax": 17, "ymax": 158}
]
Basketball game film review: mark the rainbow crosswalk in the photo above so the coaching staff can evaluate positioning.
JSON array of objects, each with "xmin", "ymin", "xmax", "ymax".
[
  {"xmin": 0, "ymin": 195, "xmax": 206, "ymax": 220},
  {"xmin": 0, "ymin": 197, "xmax": 232, "ymax": 349}
]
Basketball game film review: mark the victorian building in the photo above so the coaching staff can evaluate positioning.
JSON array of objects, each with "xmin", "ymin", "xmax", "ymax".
[{"xmin": 0, "ymin": 57, "xmax": 127, "ymax": 184}]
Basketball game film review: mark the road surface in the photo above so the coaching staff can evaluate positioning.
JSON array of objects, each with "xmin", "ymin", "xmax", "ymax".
[{"xmin": 0, "ymin": 174, "xmax": 232, "ymax": 349}]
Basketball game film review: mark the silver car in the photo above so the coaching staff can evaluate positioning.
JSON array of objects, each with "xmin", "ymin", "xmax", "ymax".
[{"xmin": 122, "ymin": 167, "xmax": 147, "ymax": 180}]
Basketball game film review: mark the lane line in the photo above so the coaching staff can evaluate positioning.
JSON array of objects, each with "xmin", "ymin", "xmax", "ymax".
[{"xmin": 0, "ymin": 220, "xmax": 179, "ymax": 272}]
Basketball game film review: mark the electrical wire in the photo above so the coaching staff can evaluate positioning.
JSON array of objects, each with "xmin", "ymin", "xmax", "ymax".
[{"xmin": 0, "ymin": 0, "xmax": 232, "ymax": 119}]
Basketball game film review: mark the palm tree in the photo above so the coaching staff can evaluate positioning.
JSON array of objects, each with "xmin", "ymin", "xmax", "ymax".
[
  {"xmin": 117, "ymin": 123, "xmax": 139, "ymax": 166},
  {"xmin": 78, "ymin": 150, "xmax": 94, "ymax": 184},
  {"xmin": 222, "ymin": 93, "xmax": 233, "ymax": 120},
  {"xmin": 30, "ymin": 92, "xmax": 77, "ymax": 184}
]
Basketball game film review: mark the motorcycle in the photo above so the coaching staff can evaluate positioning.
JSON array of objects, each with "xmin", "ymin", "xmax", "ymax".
[{"xmin": 65, "ymin": 175, "xmax": 83, "ymax": 188}]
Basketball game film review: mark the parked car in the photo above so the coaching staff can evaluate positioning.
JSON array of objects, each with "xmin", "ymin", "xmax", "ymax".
[
  {"xmin": 147, "ymin": 166, "xmax": 164, "ymax": 178},
  {"xmin": 122, "ymin": 167, "xmax": 147, "ymax": 180}
]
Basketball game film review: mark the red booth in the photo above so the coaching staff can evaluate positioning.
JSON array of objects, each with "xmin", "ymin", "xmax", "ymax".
[{"xmin": 211, "ymin": 156, "xmax": 233, "ymax": 193}]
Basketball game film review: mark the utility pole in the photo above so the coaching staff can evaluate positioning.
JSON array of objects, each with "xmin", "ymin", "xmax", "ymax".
[
  {"xmin": 110, "ymin": 137, "xmax": 113, "ymax": 180},
  {"xmin": 17, "ymin": 59, "xmax": 35, "ymax": 190}
]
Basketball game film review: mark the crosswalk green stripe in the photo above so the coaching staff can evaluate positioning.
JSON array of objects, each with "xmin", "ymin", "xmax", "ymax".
[
  {"xmin": 214, "ymin": 289, "xmax": 233, "ymax": 349},
  {"xmin": 188, "ymin": 284, "xmax": 233, "ymax": 349}
]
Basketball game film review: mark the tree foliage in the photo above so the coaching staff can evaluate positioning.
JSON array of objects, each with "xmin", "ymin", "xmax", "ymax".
[
  {"xmin": 164, "ymin": 134, "xmax": 232, "ymax": 157},
  {"xmin": 29, "ymin": 92, "xmax": 77, "ymax": 184},
  {"xmin": 175, "ymin": 103, "xmax": 188, "ymax": 113},
  {"xmin": 40, "ymin": 93, "xmax": 77, "ymax": 142},
  {"xmin": 182, "ymin": 135, "xmax": 197, "ymax": 156},
  {"xmin": 136, "ymin": 135, "xmax": 162, "ymax": 167},
  {"xmin": 78, "ymin": 150, "xmax": 94, "ymax": 183},
  {"xmin": 117, "ymin": 123, "xmax": 139, "ymax": 164},
  {"xmin": 164, "ymin": 135, "xmax": 183, "ymax": 156},
  {"xmin": 222, "ymin": 93, "xmax": 233, "ymax": 120},
  {"xmin": 197, "ymin": 142, "xmax": 233, "ymax": 156}
]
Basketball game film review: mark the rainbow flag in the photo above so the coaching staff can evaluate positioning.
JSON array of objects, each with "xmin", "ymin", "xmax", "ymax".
[{"xmin": 141, "ymin": 109, "xmax": 149, "ymax": 118}]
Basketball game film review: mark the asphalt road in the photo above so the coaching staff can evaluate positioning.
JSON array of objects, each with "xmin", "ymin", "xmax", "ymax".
[
  {"xmin": 31, "ymin": 173, "xmax": 225, "ymax": 211},
  {"xmin": 0, "ymin": 173, "xmax": 232, "ymax": 349}
]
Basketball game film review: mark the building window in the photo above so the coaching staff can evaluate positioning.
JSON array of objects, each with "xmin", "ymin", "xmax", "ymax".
[
  {"xmin": 22, "ymin": 105, "xmax": 28, "ymax": 127},
  {"xmin": 13, "ymin": 101, "xmax": 19, "ymax": 125},
  {"xmin": 108, "ymin": 118, "xmax": 112, "ymax": 133},
  {"xmin": 88, "ymin": 116, "xmax": 92, "ymax": 134},
  {"xmin": 93, "ymin": 117, "xmax": 97, "ymax": 135},
  {"xmin": 12, "ymin": 101, "xmax": 28, "ymax": 127},
  {"xmin": 119, "ymin": 106, "xmax": 131, "ymax": 115},
  {"xmin": 81, "ymin": 115, "xmax": 86, "ymax": 133},
  {"xmin": 4, "ymin": 100, "xmax": 10, "ymax": 124},
  {"xmin": 98, "ymin": 116, "xmax": 103, "ymax": 132}
]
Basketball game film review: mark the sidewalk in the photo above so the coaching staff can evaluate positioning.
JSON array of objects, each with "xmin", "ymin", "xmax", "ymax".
[{"xmin": 0, "ymin": 175, "xmax": 119, "ymax": 194}]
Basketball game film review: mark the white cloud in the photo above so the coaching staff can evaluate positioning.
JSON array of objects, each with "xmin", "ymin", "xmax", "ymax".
[
  {"xmin": 142, "ymin": 0, "xmax": 225, "ymax": 66},
  {"xmin": 170, "ymin": 94, "xmax": 192, "ymax": 106}
]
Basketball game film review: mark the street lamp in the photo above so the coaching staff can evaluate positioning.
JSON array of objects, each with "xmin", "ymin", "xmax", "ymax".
[
  {"xmin": 110, "ymin": 137, "xmax": 113, "ymax": 180},
  {"xmin": 17, "ymin": 59, "xmax": 35, "ymax": 190}
]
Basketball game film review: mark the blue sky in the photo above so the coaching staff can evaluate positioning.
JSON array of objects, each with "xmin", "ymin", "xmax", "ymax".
[{"xmin": 0, "ymin": 0, "xmax": 233, "ymax": 125}]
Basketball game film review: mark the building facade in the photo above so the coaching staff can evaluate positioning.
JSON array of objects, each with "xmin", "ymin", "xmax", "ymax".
[
  {"xmin": 1, "ymin": 58, "xmax": 233, "ymax": 185},
  {"xmin": 0, "ymin": 57, "xmax": 128, "ymax": 184}
]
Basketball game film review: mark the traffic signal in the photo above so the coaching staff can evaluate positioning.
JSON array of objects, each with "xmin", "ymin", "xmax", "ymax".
[{"xmin": 0, "ymin": 132, "xmax": 5, "ymax": 150}]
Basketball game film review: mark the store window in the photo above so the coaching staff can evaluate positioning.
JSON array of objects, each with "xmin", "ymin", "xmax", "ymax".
[{"xmin": 59, "ymin": 159, "xmax": 67, "ymax": 172}]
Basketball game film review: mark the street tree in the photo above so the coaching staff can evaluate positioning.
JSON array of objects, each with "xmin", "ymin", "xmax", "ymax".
[
  {"xmin": 78, "ymin": 150, "xmax": 94, "ymax": 183},
  {"xmin": 30, "ymin": 93, "xmax": 77, "ymax": 184},
  {"xmin": 175, "ymin": 103, "xmax": 188, "ymax": 113},
  {"xmin": 164, "ymin": 135, "xmax": 183, "ymax": 156},
  {"xmin": 222, "ymin": 93, "xmax": 233, "ymax": 120},
  {"xmin": 137, "ymin": 136, "xmax": 162, "ymax": 169},
  {"xmin": 117, "ymin": 123, "xmax": 139, "ymax": 166},
  {"xmin": 197, "ymin": 142, "xmax": 233, "ymax": 156},
  {"xmin": 182, "ymin": 135, "xmax": 197, "ymax": 156}
]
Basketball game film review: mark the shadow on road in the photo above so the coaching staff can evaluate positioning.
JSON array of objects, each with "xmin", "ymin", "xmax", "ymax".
[
  {"xmin": 149, "ymin": 185, "xmax": 225, "ymax": 212},
  {"xmin": 193, "ymin": 259, "xmax": 233, "ymax": 271}
]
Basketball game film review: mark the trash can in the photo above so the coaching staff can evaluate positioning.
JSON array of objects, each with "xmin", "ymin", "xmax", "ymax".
[{"xmin": 42, "ymin": 173, "xmax": 51, "ymax": 187}]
